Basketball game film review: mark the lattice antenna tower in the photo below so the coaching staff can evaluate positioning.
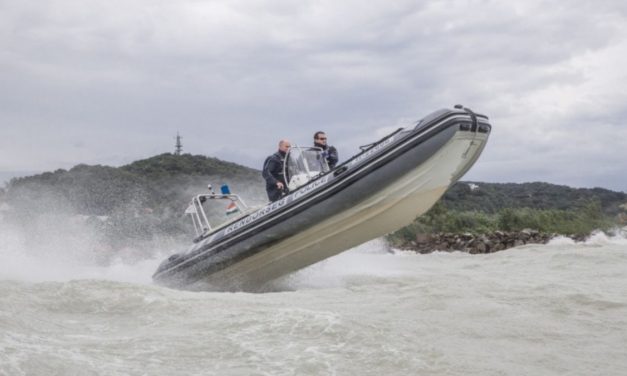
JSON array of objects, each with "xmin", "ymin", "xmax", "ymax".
[{"xmin": 174, "ymin": 132, "xmax": 183, "ymax": 155}]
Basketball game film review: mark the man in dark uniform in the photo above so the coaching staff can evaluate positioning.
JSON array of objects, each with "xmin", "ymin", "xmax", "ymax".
[
  {"xmin": 262, "ymin": 139, "xmax": 291, "ymax": 202},
  {"xmin": 313, "ymin": 131, "xmax": 338, "ymax": 169}
]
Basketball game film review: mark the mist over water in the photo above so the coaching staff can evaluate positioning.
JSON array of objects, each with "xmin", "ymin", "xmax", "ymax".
[
  {"xmin": 0, "ymin": 218, "xmax": 170, "ymax": 285},
  {"xmin": 1, "ymin": 221, "xmax": 627, "ymax": 375}
]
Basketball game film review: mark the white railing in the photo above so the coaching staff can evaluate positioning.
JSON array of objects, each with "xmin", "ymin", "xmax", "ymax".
[{"xmin": 184, "ymin": 185, "xmax": 249, "ymax": 239}]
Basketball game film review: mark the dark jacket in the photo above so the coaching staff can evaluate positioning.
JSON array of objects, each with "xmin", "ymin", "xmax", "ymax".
[
  {"xmin": 315, "ymin": 143, "xmax": 339, "ymax": 169},
  {"xmin": 262, "ymin": 151, "xmax": 287, "ymax": 202}
]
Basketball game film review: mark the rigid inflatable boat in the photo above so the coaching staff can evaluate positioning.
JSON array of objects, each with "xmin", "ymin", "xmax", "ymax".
[{"xmin": 153, "ymin": 105, "xmax": 492, "ymax": 291}]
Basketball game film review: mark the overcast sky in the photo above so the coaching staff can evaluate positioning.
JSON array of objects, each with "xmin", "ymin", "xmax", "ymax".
[{"xmin": 1, "ymin": 0, "xmax": 626, "ymax": 191}]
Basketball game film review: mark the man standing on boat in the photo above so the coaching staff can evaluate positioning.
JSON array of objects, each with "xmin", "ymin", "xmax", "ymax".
[
  {"xmin": 313, "ymin": 131, "xmax": 338, "ymax": 169},
  {"xmin": 262, "ymin": 139, "xmax": 291, "ymax": 202}
]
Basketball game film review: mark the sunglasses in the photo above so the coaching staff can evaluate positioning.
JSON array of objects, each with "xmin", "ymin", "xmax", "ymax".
[{"xmin": 317, "ymin": 137, "xmax": 327, "ymax": 140}]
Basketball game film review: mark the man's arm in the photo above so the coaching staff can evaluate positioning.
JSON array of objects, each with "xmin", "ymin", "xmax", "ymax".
[
  {"xmin": 262, "ymin": 156, "xmax": 278, "ymax": 185},
  {"xmin": 327, "ymin": 146, "xmax": 339, "ymax": 169}
]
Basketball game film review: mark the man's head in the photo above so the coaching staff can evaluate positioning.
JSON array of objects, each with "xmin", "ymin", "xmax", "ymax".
[
  {"xmin": 313, "ymin": 131, "xmax": 327, "ymax": 146},
  {"xmin": 278, "ymin": 139, "xmax": 291, "ymax": 153}
]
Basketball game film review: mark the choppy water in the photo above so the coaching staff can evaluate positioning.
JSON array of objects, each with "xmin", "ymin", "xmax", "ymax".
[{"xmin": 1, "ymin": 229, "xmax": 627, "ymax": 376}]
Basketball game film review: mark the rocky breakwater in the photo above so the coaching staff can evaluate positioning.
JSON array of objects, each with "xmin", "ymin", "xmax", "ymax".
[{"xmin": 399, "ymin": 230, "xmax": 586, "ymax": 254}]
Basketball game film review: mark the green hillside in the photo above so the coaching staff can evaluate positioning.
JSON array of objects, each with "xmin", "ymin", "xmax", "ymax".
[
  {"xmin": 5, "ymin": 153, "xmax": 263, "ymax": 214},
  {"xmin": 3, "ymin": 154, "xmax": 626, "ymax": 253},
  {"xmin": 2, "ymin": 154, "xmax": 266, "ymax": 249},
  {"xmin": 442, "ymin": 181, "xmax": 626, "ymax": 215},
  {"xmin": 121, "ymin": 153, "xmax": 260, "ymax": 181}
]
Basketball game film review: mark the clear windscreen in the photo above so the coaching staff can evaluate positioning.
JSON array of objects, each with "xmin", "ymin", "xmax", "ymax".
[{"xmin": 286, "ymin": 147, "xmax": 329, "ymax": 190}]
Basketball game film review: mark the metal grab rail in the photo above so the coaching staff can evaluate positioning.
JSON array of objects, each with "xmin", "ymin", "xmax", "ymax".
[{"xmin": 185, "ymin": 190, "xmax": 249, "ymax": 238}]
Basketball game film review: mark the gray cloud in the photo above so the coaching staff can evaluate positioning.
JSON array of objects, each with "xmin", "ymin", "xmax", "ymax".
[{"xmin": 1, "ymin": 0, "xmax": 626, "ymax": 191}]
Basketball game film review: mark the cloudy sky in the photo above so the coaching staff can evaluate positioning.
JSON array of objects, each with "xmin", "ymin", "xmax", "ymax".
[{"xmin": 1, "ymin": 0, "xmax": 626, "ymax": 191}]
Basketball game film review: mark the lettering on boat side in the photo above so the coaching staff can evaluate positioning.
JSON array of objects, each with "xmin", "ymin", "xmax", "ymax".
[
  {"xmin": 223, "ymin": 175, "xmax": 330, "ymax": 235},
  {"xmin": 223, "ymin": 198, "xmax": 288, "ymax": 234},
  {"xmin": 349, "ymin": 137, "xmax": 394, "ymax": 166},
  {"xmin": 292, "ymin": 175, "xmax": 329, "ymax": 200}
]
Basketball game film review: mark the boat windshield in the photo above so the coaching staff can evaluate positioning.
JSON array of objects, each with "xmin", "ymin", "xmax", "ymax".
[{"xmin": 285, "ymin": 146, "xmax": 329, "ymax": 190}]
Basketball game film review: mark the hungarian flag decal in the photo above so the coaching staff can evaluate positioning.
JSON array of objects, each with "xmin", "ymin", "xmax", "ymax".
[{"xmin": 226, "ymin": 201, "xmax": 239, "ymax": 215}]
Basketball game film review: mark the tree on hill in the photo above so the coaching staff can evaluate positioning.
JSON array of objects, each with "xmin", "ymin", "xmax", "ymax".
[{"xmin": 441, "ymin": 181, "xmax": 626, "ymax": 215}]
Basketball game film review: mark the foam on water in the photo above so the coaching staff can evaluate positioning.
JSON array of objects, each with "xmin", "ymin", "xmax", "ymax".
[{"xmin": 2, "ymin": 227, "xmax": 627, "ymax": 375}]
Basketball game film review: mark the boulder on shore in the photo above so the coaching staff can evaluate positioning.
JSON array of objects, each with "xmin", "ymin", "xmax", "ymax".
[{"xmin": 397, "ymin": 230, "xmax": 587, "ymax": 254}]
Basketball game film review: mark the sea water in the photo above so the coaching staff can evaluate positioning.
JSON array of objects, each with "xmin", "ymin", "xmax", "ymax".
[{"xmin": 1, "ymin": 229, "xmax": 626, "ymax": 375}]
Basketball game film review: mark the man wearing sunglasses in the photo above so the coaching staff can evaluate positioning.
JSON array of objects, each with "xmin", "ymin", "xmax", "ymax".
[{"xmin": 313, "ymin": 131, "xmax": 338, "ymax": 169}]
